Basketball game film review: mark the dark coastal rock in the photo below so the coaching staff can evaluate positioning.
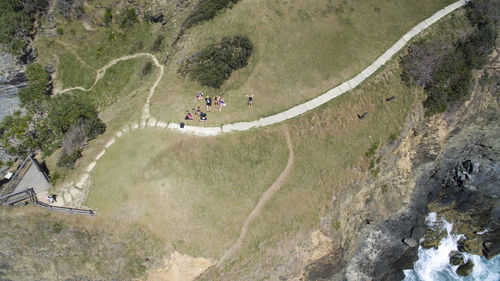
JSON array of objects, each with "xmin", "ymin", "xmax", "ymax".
[
  {"xmin": 421, "ymin": 229, "xmax": 447, "ymax": 249},
  {"xmin": 144, "ymin": 11, "xmax": 167, "ymax": 24},
  {"xmin": 456, "ymin": 260, "xmax": 474, "ymax": 276},
  {"xmin": 344, "ymin": 192, "xmax": 431, "ymax": 281},
  {"xmin": 303, "ymin": 246, "xmax": 345, "ymax": 280},
  {"xmin": 458, "ymin": 238, "xmax": 483, "ymax": 256},
  {"xmin": 483, "ymin": 233, "xmax": 500, "ymax": 260},
  {"xmin": 449, "ymin": 251, "xmax": 465, "ymax": 266}
]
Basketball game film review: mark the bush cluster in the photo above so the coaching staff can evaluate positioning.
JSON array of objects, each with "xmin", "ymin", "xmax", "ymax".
[
  {"xmin": 151, "ymin": 35, "xmax": 164, "ymax": 52},
  {"xmin": 104, "ymin": 8, "xmax": 113, "ymax": 27},
  {"xmin": 0, "ymin": 63, "xmax": 106, "ymax": 168},
  {"xmin": 173, "ymin": 0, "xmax": 240, "ymax": 45},
  {"xmin": 57, "ymin": 149, "xmax": 81, "ymax": 169},
  {"xmin": 142, "ymin": 61, "xmax": 153, "ymax": 76},
  {"xmin": 119, "ymin": 8, "xmax": 138, "ymax": 29},
  {"xmin": 178, "ymin": 34, "xmax": 253, "ymax": 88},
  {"xmin": 400, "ymin": 1, "xmax": 497, "ymax": 116},
  {"xmin": 0, "ymin": 0, "xmax": 49, "ymax": 55},
  {"xmin": 183, "ymin": 0, "xmax": 239, "ymax": 30}
]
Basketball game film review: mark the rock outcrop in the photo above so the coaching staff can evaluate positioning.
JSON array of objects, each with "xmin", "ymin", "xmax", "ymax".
[{"xmin": 312, "ymin": 49, "xmax": 500, "ymax": 280}]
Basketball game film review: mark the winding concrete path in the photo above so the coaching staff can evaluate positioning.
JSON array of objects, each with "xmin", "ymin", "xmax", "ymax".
[{"xmin": 150, "ymin": 0, "xmax": 466, "ymax": 136}]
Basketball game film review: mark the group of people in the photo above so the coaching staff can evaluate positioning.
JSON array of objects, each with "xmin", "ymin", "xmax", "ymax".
[
  {"xmin": 184, "ymin": 91, "xmax": 255, "ymax": 123},
  {"xmin": 197, "ymin": 91, "xmax": 226, "ymax": 112}
]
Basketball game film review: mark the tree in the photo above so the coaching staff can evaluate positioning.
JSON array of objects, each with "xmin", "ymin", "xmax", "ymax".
[
  {"xmin": 0, "ymin": 111, "xmax": 55, "ymax": 156},
  {"xmin": 0, "ymin": 0, "xmax": 32, "ymax": 55},
  {"xmin": 48, "ymin": 94, "xmax": 101, "ymax": 135},
  {"xmin": 0, "ymin": 0, "xmax": 49, "ymax": 55}
]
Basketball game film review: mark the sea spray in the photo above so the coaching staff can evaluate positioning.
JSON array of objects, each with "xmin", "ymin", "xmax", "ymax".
[{"xmin": 403, "ymin": 213, "xmax": 500, "ymax": 281}]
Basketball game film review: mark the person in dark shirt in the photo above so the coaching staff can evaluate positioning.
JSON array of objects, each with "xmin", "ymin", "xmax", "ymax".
[
  {"xmin": 247, "ymin": 94, "xmax": 254, "ymax": 107},
  {"xmin": 200, "ymin": 112, "xmax": 207, "ymax": 123},
  {"xmin": 205, "ymin": 96, "xmax": 212, "ymax": 111}
]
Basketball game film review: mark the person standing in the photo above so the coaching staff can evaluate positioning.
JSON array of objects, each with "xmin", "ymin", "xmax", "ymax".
[
  {"xmin": 247, "ymin": 94, "xmax": 254, "ymax": 107},
  {"xmin": 205, "ymin": 96, "xmax": 212, "ymax": 111},
  {"xmin": 214, "ymin": 96, "xmax": 220, "ymax": 110},
  {"xmin": 219, "ymin": 97, "xmax": 225, "ymax": 111}
]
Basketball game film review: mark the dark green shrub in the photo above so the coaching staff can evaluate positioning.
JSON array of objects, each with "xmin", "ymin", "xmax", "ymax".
[
  {"xmin": 107, "ymin": 29, "xmax": 117, "ymax": 42},
  {"xmin": 151, "ymin": 35, "xmax": 164, "ymax": 52},
  {"xmin": 179, "ymin": 34, "xmax": 253, "ymax": 88},
  {"xmin": 466, "ymin": 0, "xmax": 500, "ymax": 27},
  {"xmin": 96, "ymin": 46, "xmax": 104, "ymax": 58},
  {"xmin": 388, "ymin": 131, "xmax": 398, "ymax": 143},
  {"xmin": 462, "ymin": 18, "xmax": 497, "ymax": 68},
  {"xmin": 120, "ymin": 8, "xmax": 138, "ymax": 29},
  {"xmin": 49, "ymin": 169, "xmax": 65, "ymax": 184},
  {"xmin": 48, "ymin": 94, "xmax": 104, "ymax": 136},
  {"xmin": 365, "ymin": 142, "xmax": 379, "ymax": 158},
  {"xmin": 173, "ymin": 0, "xmax": 240, "ymax": 45},
  {"xmin": 0, "ymin": 63, "xmax": 57, "ymax": 157},
  {"xmin": 52, "ymin": 222, "xmax": 64, "ymax": 234},
  {"xmin": 57, "ymin": 148, "xmax": 81, "ymax": 169},
  {"xmin": 56, "ymin": 27, "xmax": 64, "ymax": 35},
  {"xmin": 400, "ymin": 0, "xmax": 497, "ymax": 117},
  {"xmin": 423, "ymin": 93, "xmax": 447, "ymax": 117},
  {"xmin": 18, "ymin": 63, "xmax": 50, "ymax": 115},
  {"xmin": 142, "ymin": 61, "xmax": 153, "ymax": 76},
  {"xmin": 183, "ymin": 0, "xmax": 239, "ymax": 30},
  {"xmin": 0, "ymin": 0, "xmax": 49, "ymax": 55},
  {"xmin": 104, "ymin": 7, "xmax": 113, "ymax": 27}
]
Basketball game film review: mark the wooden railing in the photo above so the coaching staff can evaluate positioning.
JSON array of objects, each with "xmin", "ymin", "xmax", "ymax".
[{"xmin": 0, "ymin": 188, "xmax": 95, "ymax": 216}]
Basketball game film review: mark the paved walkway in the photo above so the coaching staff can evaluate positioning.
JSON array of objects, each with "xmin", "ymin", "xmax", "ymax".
[
  {"xmin": 154, "ymin": 0, "xmax": 467, "ymax": 136},
  {"xmin": 55, "ymin": 0, "xmax": 466, "ymax": 213}
]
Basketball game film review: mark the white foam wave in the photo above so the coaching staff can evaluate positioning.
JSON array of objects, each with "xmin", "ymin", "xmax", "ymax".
[{"xmin": 403, "ymin": 213, "xmax": 500, "ymax": 281}]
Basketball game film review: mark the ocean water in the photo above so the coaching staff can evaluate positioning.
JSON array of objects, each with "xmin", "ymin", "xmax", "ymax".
[{"xmin": 403, "ymin": 213, "xmax": 500, "ymax": 281}]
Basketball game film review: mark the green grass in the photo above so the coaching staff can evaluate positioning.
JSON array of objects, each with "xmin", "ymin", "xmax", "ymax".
[
  {"xmin": 35, "ymin": 19, "xmax": 164, "ymax": 89},
  {"xmin": 150, "ymin": 0, "xmax": 455, "ymax": 125},
  {"xmin": 0, "ymin": 206, "xmax": 165, "ymax": 280},
  {"xmin": 85, "ymin": 128, "xmax": 289, "ymax": 258},
  {"xmin": 200, "ymin": 52, "xmax": 424, "ymax": 279},
  {"xmin": 27, "ymin": 0, "xmax": 467, "ymax": 278},
  {"xmin": 66, "ymin": 57, "xmax": 153, "ymax": 110},
  {"xmin": 37, "ymin": 0, "xmax": 453, "ymax": 127},
  {"xmin": 43, "ymin": 56, "xmax": 159, "ymax": 178}
]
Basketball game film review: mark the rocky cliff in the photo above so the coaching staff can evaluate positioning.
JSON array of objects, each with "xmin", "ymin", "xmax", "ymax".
[{"xmin": 303, "ymin": 49, "xmax": 500, "ymax": 280}]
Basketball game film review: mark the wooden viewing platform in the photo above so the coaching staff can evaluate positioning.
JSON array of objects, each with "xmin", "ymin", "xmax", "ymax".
[{"xmin": 0, "ymin": 188, "xmax": 95, "ymax": 216}]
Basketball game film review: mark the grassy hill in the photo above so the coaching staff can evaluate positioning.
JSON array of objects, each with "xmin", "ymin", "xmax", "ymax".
[
  {"xmin": 35, "ymin": 0, "xmax": 454, "ymax": 126},
  {"xmin": 0, "ymin": 0, "xmax": 474, "ymax": 280}
]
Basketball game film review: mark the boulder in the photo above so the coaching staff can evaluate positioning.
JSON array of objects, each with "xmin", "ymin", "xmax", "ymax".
[
  {"xmin": 449, "ymin": 251, "xmax": 464, "ymax": 266},
  {"xmin": 456, "ymin": 260, "xmax": 474, "ymax": 277},
  {"xmin": 421, "ymin": 229, "xmax": 447, "ymax": 249},
  {"xmin": 403, "ymin": 238, "xmax": 418, "ymax": 248}
]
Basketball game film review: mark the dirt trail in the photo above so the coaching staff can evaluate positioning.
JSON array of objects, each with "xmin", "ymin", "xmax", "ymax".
[
  {"xmin": 216, "ymin": 127, "xmax": 295, "ymax": 266},
  {"xmin": 56, "ymin": 53, "xmax": 164, "ymax": 96}
]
